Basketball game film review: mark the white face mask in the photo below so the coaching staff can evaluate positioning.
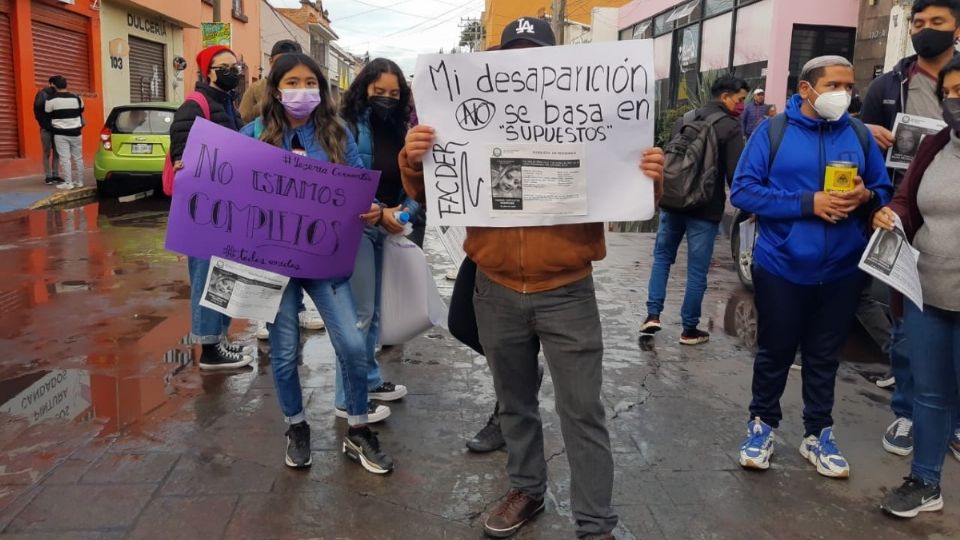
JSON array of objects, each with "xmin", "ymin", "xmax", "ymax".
[{"xmin": 807, "ymin": 87, "xmax": 851, "ymax": 122}]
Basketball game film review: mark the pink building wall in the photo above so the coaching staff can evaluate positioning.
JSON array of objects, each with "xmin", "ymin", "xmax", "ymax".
[{"xmin": 617, "ymin": 0, "xmax": 861, "ymax": 109}]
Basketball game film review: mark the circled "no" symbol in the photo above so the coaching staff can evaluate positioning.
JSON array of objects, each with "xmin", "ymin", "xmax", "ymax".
[{"xmin": 455, "ymin": 98, "xmax": 497, "ymax": 131}]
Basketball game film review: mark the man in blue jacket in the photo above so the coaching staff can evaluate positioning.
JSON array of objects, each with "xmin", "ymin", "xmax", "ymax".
[{"xmin": 731, "ymin": 56, "xmax": 893, "ymax": 478}]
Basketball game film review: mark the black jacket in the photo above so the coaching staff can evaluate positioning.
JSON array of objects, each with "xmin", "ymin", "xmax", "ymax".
[
  {"xmin": 670, "ymin": 101, "xmax": 745, "ymax": 223},
  {"xmin": 169, "ymin": 82, "xmax": 242, "ymax": 162},
  {"xmin": 33, "ymin": 87, "xmax": 56, "ymax": 131},
  {"xmin": 861, "ymin": 55, "xmax": 916, "ymax": 132}
]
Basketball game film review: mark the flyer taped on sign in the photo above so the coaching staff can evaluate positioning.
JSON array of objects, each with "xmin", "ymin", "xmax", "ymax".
[
  {"xmin": 412, "ymin": 39, "xmax": 656, "ymax": 227},
  {"xmin": 199, "ymin": 257, "xmax": 290, "ymax": 322}
]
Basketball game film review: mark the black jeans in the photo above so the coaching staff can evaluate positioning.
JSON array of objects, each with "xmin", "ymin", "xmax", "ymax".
[{"xmin": 749, "ymin": 265, "xmax": 865, "ymax": 436}]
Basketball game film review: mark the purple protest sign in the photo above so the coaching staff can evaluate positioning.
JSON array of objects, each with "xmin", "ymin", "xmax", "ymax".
[{"xmin": 165, "ymin": 118, "xmax": 380, "ymax": 279}]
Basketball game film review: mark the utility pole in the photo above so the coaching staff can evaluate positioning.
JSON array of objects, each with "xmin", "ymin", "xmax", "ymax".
[
  {"xmin": 212, "ymin": 0, "xmax": 221, "ymax": 22},
  {"xmin": 552, "ymin": 0, "xmax": 566, "ymax": 45}
]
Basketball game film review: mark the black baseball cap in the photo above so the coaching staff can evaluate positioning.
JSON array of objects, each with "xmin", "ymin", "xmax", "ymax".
[
  {"xmin": 500, "ymin": 17, "xmax": 556, "ymax": 49},
  {"xmin": 270, "ymin": 39, "xmax": 302, "ymax": 58}
]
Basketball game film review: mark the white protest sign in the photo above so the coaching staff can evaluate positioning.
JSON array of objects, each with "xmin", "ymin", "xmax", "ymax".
[{"xmin": 412, "ymin": 40, "xmax": 656, "ymax": 227}]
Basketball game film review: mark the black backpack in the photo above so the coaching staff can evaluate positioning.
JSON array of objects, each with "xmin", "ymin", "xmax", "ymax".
[{"xmin": 659, "ymin": 109, "xmax": 728, "ymax": 212}]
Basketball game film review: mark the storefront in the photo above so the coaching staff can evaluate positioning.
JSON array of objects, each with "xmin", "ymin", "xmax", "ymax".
[
  {"xmin": 618, "ymin": 0, "xmax": 860, "ymax": 112},
  {"xmin": 99, "ymin": 1, "xmax": 188, "ymax": 114},
  {"xmin": 0, "ymin": 0, "xmax": 103, "ymax": 179}
]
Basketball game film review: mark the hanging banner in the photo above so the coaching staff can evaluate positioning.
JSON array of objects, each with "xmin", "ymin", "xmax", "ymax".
[
  {"xmin": 201, "ymin": 22, "xmax": 231, "ymax": 48},
  {"xmin": 412, "ymin": 39, "xmax": 656, "ymax": 227}
]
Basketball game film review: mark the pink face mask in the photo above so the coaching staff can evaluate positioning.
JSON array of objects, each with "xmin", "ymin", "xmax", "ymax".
[
  {"xmin": 732, "ymin": 102, "xmax": 745, "ymax": 117},
  {"xmin": 280, "ymin": 88, "xmax": 322, "ymax": 119}
]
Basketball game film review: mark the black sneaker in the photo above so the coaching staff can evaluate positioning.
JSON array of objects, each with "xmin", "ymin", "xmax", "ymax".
[
  {"xmin": 198, "ymin": 343, "xmax": 254, "ymax": 371},
  {"xmin": 679, "ymin": 328, "xmax": 710, "ymax": 345},
  {"xmin": 220, "ymin": 339, "xmax": 254, "ymax": 355},
  {"xmin": 44, "ymin": 177, "xmax": 60, "ymax": 185},
  {"xmin": 334, "ymin": 402, "xmax": 391, "ymax": 423},
  {"xmin": 882, "ymin": 417, "xmax": 913, "ymax": 456},
  {"xmin": 368, "ymin": 381, "xmax": 407, "ymax": 401},
  {"xmin": 344, "ymin": 426, "xmax": 394, "ymax": 474},
  {"xmin": 876, "ymin": 372, "xmax": 896, "ymax": 389},
  {"xmin": 466, "ymin": 413, "xmax": 505, "ymax": 453},
  {"xmin": 880, "ymin": 477, "xmax": 943, "ymax": 518},
  {"xmin": 639, "ymin": 315, "xmax": 662, "ymax": 335},
  {"xmin": 284, "ymin": 421, "xmax": 312, "ymax": 468}
]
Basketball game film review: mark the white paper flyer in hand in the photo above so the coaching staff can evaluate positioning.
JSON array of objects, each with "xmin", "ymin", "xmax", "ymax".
[
  {"xmin": 886, "ymin": 113, "xmax": 947, "ymax": 170},
  {"xmin": 200, "ymin": 256, "xmax": 291, "ymax": 322},
  {"xmin": 488, "ymin": 144, "xmax": 587, "ymax": 217},
  {"xmin": 435, "ymin": 225, "xmax": 467, "ymax": 266},
  {"xmin": 858, "ymin": 215, "xmax": 923, "ymax": 311}
]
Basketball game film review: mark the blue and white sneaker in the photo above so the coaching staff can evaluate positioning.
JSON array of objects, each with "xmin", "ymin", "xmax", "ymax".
[
  {"xmin": 739, "ymin": 417, "xmax": 774, "ymax": 470},
  {"xmin": 800, "ymin": 426, "xmax": 849, "ymax": 478}
]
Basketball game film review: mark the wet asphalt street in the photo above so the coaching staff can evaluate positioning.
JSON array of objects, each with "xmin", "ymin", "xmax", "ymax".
[{"xmin": 0, "ymin": 195, "xmax": 958, "ymax": 539}]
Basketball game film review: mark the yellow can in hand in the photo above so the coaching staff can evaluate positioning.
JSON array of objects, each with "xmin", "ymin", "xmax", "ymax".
[{"xmin": 824, "ymin": 161, "xmax": 857, "ymax": 193}]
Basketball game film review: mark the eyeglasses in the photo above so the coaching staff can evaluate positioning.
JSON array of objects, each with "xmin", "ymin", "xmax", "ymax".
[{"xmin": 212, "ymin": 65, "xmax": 240, "ymax": 74}]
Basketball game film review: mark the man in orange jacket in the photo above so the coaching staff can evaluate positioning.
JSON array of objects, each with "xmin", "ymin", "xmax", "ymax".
[{"xmin": 399, "ymin": 17, "xmax": 665, "ymax": 539}]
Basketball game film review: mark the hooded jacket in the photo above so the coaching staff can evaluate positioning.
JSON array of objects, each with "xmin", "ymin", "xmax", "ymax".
[
  {"xmin": 169, "ymin": 82, "xmax": 242, "ymax": 162},
  {"xmin": 239, "ymin": 118, "xmax": 363, "ymax": 169},
  {"xmin": 398, "ymin": 148, "xmax": 605, "ymax": 293},
  {"xmin": 730, "ymin": 94, "xmax": 894, "ymax": 285}
]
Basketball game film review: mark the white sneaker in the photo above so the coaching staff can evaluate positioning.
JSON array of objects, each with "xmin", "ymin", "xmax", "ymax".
[
  {"xmin": 255, "ymin": 321, "xmax": 270, "ymax": 340},
  {"xmin": 55, "ymin": 182, "xmax": 75, "ymax": 190},
  {"xmin": 299, "ymin": 296, "xmax": 325, "ymax": 330},
  {"xmin": 335, "ymin": 402, "xmax": 391, "ymax": 423},
  {"xmin": 799, "ymin": 427, "xmax": 850, "ymax": 478},
  {"xmin": 445, "ymin": 270, "xmax": 458, "ymax": 281}
]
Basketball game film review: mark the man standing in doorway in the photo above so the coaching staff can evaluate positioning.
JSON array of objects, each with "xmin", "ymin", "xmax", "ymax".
[
  {"xmin": 33, "ymin": 77, "xmax": 61, "ymax": 185},
  {"xmin": 741, "ymin": 88, "xmax": 767, "ymax": 139},
  {"xmin": 861, "ymin": 0, "xmax": 960, "ymax": 458},
  {"xmin": 641, "ymin": 75, "xmax": 749, "ymax": 345},
  {"xmin": 45, "ymin": 76, "xmax": 85, "ymax": 190}
]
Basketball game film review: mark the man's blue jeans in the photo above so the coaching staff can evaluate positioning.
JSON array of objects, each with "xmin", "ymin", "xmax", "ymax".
[
  {"xmin": 646, "ymin": 210, "xmax": 719, "ymax": 330},
  {"xmin": 187, "ymin": 256, "xmax": 231, "ymax": 344},
  {"xmin": 904, "ymin": 302, "xmax": 960, "ymax": 485},
  {"xmin": 268, "ymin": 278, "xmax": 369, "ymax": 425},
  {"xmin": 335, "ymin": 226, "xmax": 385, "ymax": 408}
]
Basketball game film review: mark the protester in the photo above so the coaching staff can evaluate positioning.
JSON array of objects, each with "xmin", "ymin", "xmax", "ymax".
[
  {"xmin": 169, "ymin": 45, "xmax": 254, "ymax": 371},
  {"xmin": 333, "ymin": 57, "xmax": 420, "ymax": 423},
  {"xmin": 240, "ymin": 53, "xmax": 394, "ymax": 474},
  {"xmin": 876, "ymin": 55, "xmax": 960, "ymax": 518},
  {"xmin": 44, "ymin": 76, "xmax": 84, "ymax": 190},
  {"xmin": 861, "ymin": 0, "xmax": 960, "ymax": 457},
  {"xmin": 732, "ymin": 55, "xmax": 893, "ymax": 478},
  {"xmin": 240, "ymin": 39, "xmax": 302, "ymax": 124},
  {"xmin": 33, "ymin": 77, "xmax": 60, "ymax": 185},
  {"xmin": 740, "ymin": 88, "xmax": 767, "ymax": 138},
  {"xmin": 641, "ymin": 75, "xmax": 748, "ymax": 345},
  {"xmin": 399, "ymin": 17, "xmax": 665, "ymax": 539}
]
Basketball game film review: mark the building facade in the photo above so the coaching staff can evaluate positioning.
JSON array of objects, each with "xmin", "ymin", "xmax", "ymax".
[
  {"xmin": 481, "ymin": 0, "xmax": 634, "ymax": 50},
  {"xmin": 259, "ymin": 0, "xmax": 309, "ymax": 79},
  {"xmin": 182, "ymin": 0, "xmax": 262, "ymax": 100},
  {"xmin": 618, "ymin": 0, "xmax": 861, "ymax": 111},
  {"xmin": 0, "ymin": 0, "xmax": 104, "ymax": 180}
]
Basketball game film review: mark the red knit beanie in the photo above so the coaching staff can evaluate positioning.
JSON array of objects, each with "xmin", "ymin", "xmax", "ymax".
[{"xmin": 196, "ymin": 45, "xmax": 234, "ymax": 80}]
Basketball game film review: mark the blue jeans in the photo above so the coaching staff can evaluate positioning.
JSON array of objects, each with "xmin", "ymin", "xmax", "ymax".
[
  {"xmin": 335, "ymin": 226, "xmax": 384, "ymax": 408},
  {"xmin": 268, "ymin": 278, "xmax": 369, "ymax": 425},
  {"xmin": 187, "ymin": 256, "xmax": 231, "ymax": 344},
  {"xmin": 889, "ymin": 318, "xmax": 913, "ymax": 419},
  {"xmin": 646, "ymin": 211, "xmax": 719, "ymax": 330},
  {"xmin": 905, "ymin": 302, "xmax": 960, "ymax": 485}
]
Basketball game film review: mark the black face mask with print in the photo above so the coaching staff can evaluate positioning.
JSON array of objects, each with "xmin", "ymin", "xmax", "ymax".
[
  {"xmin": 942, "ymin": 98, "xmax": 960, "ymax": 133},
  {"xmin": 213, "ymin": 67, "xmax": 241, "ymax": 91},
  {"xmin": 369, "ymin": 96, "xmax": 400, "ymax": 123}
]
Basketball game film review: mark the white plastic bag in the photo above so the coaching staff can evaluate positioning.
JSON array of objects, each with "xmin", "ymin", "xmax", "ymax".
[{"xmin": 379, "ymin": 235, "xmax": 448, "ymax": 345}]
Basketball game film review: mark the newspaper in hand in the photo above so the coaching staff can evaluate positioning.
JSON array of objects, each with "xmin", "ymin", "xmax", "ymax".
[
  {"xmin": 200, "ymin": 257, "xmax": 291, "ymax": 322},
  {"xmin": 886, "ymin": 113, "xmax": 947, "ymax": 170},
  {"xmin": 858, "ymin": 215, "xmax": 923, "ymax": 311}
]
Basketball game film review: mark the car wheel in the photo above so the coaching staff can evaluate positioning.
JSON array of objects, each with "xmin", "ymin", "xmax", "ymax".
[{"xmin": 731, "ymin": 216, "xmax": 754, "ymax": 291}]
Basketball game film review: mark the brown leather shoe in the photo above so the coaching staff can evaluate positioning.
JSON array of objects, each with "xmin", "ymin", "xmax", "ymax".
[{"xmin": 483, "ymin": 489, "xmax": 545, "ymax": 538}]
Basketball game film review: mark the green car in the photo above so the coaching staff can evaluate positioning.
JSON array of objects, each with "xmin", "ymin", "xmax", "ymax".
[{"xmin": 94, "ymin": 103, "xmax": 178, "ymax": 197}]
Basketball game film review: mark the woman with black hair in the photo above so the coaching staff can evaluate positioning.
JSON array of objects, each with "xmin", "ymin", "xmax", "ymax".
[
  {"xmin": 878, "ymin": 54, "xmax": 960, "ymax": 519},
  {"xmin": 240, "ymin": 53, "xmax": 394, "ymax": 474},
  {"xmin": 331, "ymin": 58, "xmax": 421, "ymax": 423}
]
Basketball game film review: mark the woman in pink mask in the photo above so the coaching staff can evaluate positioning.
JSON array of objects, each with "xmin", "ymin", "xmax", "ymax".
[{"xmin": 240, "ymin": 53, "xmax": 394, "ymax": 476}]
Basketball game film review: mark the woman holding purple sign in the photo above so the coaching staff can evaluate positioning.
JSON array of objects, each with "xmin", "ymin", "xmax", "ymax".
[
  {"xmin": 239, "ymin": 53, "xmax": 395, "ymax": 475},
  {"xmin": 169, "ymin": 45, "xmax": 254, "ymax": 372}
]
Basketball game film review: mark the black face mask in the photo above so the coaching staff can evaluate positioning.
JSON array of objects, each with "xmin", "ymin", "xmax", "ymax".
[
  {"xmin": 942, "ymin": 97, "xmax": 960, "ymax": 133},
  {"xmin": 911, "ymin": 28, "xmax": 957, "ymax": 59},
  {"xmin": 369, "ymin": 95, "xmax": 400, "ymax": 122},
  {"xmin": 213, "ymin": 67, "xmax": 241, "ymax": 91}
]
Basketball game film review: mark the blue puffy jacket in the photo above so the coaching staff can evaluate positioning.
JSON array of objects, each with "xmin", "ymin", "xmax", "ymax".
[
  {"xmin": 730, "ymin": 94, "xmax": 894, "ymax": 285},
  {"xmin": 240, "ymin": 118, "xmax": 364, "ymax": 168}
]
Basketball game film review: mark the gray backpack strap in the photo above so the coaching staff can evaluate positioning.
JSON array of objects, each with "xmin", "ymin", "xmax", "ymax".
[{"xmin": 766, "ymin": 113, "xmax": 789, "ymax": 171}]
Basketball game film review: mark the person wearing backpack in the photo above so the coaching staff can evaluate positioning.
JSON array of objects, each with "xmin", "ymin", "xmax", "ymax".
[
  {"xmin": 641, "ymin": 74, "xmax": 749, "ymax": 345},
  {"xmin": 168, "ymin": 45, "xmax": 254, "ymax": 371},
  {"xmin": 731, "ymin": 56, "xmax": 893, "ymax": 478}
]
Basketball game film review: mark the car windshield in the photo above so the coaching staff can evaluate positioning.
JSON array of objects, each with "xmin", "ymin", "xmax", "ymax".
[{"xmin": 111, "ymin": 109, "xmax": 174, "ymax": 134}]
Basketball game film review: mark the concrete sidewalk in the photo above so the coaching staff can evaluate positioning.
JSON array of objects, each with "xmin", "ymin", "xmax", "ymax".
[{"xmin": 0, "ymin": 170, "xmax": 96, "ymax": 213}]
